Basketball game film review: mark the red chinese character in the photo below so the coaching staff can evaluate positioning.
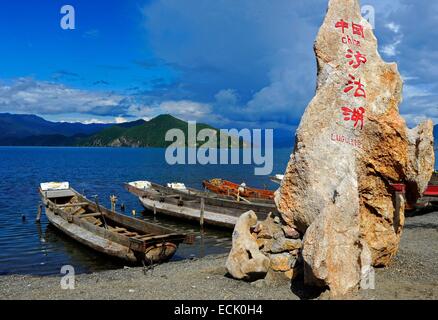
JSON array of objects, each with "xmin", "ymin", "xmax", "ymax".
[
  {"xmin": 344, "ymin": 74, "xmax": 366, "ymax": 98},
  {"xmin": 352, "ymin": 23, "xmax": 365, "ymax": 38},
  {"xmin": 335, "ymin": 19, "xmax": 349, "ymax": 33},
  {"xmin": 345, "ymin": 49, "xmax": 367, "ymax": 69},
  {"xmin": 341, "ymin": 107, "xmax": 365, "ymax": 130}
]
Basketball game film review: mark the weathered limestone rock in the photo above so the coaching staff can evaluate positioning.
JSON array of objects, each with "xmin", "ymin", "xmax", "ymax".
[
  {"xmin": 248, "ymin": 213, "xmax": 304, "ymax": 283},
  {"xmin": 271, "ymin": 238, "xmax": 302, "ymax": 254},
  {"xmin": 269, "ymin": 253, "xmax": 296, "ymax": 272},
  {"xmin": 275, "ymin": 0, "xmax": 435, "ymax": 295},
  {"xmin": 226, "ymin": 211, "xmax": 270, "ymax": 280},
  {"xmin": 302, "ymin": 205, "xmax": 369, "ymax": 296},
  {"xmin": 406, "ymin": 120, "xmax": 436, "ymax": 202}
]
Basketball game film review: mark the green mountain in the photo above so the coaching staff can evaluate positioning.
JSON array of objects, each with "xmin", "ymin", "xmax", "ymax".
[{"xmin": 78, "ymin": 114, "xmax": 242, "ymax": 148}]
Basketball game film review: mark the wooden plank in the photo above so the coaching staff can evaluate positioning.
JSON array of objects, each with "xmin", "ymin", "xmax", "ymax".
[
  {"xmin": 133, "ymin": 234, "xmax": 154, "ymax": 239},
  {"xmin": 79, "ymin": 212, "xmax": 102, "ymax": 218},
  {"xmin": 72, "ymin": 207, "xmax": 86, "ymax": 216}
]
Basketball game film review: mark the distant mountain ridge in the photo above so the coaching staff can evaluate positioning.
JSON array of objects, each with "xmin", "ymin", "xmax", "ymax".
[
  {"xmin": 0, "ymin": 113, "xmax": 241, "ymax": 148},
  {"xmin": 0, "ymin": 113, "xmax": 435, "ymax": 149},
  {"xmin": 0, "ymin": 113, "xmax": 111, "ymax": 138}
]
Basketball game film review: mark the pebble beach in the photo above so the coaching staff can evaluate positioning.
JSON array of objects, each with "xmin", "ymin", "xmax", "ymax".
[{"xmin": 1, "ymin": 208, "xmax": 436, "ymax": 300}]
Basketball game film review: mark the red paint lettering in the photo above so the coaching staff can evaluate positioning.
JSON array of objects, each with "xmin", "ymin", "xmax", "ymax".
[
  {"xmin": 345, "ymin": 49, "xmax": 367, "ymax": 69},
  {"xmin": 343, "ymin": 74, "xmax": 366, "ymax": 98}
]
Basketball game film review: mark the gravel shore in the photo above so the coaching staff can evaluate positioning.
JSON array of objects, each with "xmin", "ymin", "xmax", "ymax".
[{"xmin": 1, "ymin": 209, "xmax": 437, "ymax": 300}]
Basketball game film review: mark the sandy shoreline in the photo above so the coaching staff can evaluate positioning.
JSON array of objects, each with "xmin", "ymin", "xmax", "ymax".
[{"xmin": 1, "ymin": 209, "xmax": 437, "ymax": 300}]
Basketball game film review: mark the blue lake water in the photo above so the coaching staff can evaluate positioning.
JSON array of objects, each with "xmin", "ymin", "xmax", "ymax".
[{"xmin": 0, "ymin": 147, "xmax": 292, "ymax": 275}]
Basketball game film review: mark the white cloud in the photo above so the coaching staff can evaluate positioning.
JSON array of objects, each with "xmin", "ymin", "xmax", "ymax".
[
  {"xmin": 81, "ymin": 118, "xmax": 109, "ymax": 124},
  {"xmin": 385, "ymin": 22, "xmax": 400, "ymax": 34},
  {"xmin": 128, "ymin": 100, "xmax": 212, "ymax": 121},
  {"xmin": 382, "ymin": 39, "xmax": 402, "ymax": 57},
  {"xmin": 381, "ymin": 23, "xmax": 403, "ymax": 57},
  {"xmin": 215, "ymin": 89, "xmax": 239, "ymax": 106},
  {"xmin": 142, "ymin": 0, "xmax": 321, "ymax": 127},
  {"xmin": 160, "ymin": 100, "xmax": 211, "ymax": 119},
  {"xmin": 0, "ymin": 78, "xmax": 129, "ymax": 117},
  {"xmin": 115, "ymin": 116, "xmax": 128, "ymax": 123}
]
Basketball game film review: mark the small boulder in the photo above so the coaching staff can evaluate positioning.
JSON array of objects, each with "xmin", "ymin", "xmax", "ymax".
[
  {"xmin": 226, "ymin": 211, "xmax": 270, "ymax": 281},
  {"xmin": 271, "ymin": 238, "xmax": 302, "ymax": 254},
  {"xmin": 270, "ymin": 253, "xmax": 296, "ymax": 272},
  {"xmin": 282, "ymin": 225, "xmax": 301, "ymax": 239}
]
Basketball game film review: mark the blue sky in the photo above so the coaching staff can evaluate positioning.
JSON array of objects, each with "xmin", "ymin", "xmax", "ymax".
[{"xmin": 0, "ymin": 0, "xmax": 436, "ymax": 129}]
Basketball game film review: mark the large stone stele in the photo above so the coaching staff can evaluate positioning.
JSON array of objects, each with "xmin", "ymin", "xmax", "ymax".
[
  {"xmin": 275, "ymin": 0, "xmax": 434, "ymax": 295},
  {"xmin": 226, "ymin": 211, "xmax": 270, "ymax": 280}
]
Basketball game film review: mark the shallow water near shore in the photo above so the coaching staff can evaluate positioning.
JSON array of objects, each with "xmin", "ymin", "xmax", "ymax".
[{"xmin": 0, "ymin": 146, "xmax": 293, "ymax": 276}]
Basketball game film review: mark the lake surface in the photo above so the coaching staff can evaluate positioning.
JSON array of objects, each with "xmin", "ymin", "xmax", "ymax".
[
  {"xmin": 0, "ymin": 147, "xmax": 436, "ymax": 276},
  {"xmin": 0, "ymin": 147, "xmax": 292, "ymax": 275}
]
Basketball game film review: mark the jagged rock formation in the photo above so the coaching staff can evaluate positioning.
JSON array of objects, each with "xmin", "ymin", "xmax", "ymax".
[
  {"xmin": 227, "ymin": 212, "xmax": 303, "ymax": 284},
  {"xmin": 274, "ymin": 0, "xmax": 435, "ymax": 296}
]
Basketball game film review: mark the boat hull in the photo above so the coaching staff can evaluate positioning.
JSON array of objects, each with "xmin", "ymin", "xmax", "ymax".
[
  {"xmin": 203, "ymin": 179, "xmax": 275, "ymax": 200},
  {"xmin": 40, "ymin": 187, "xmax": 188, "ymax": 264},
  {"xmin": 139, "ymin": 196, "xmax": 238, "ymax": 229}
]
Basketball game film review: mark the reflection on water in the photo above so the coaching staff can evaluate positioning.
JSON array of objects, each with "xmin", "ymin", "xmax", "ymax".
[{"xmin": 1, "ymin": 208, "xmax": 232, "ymax": 276}]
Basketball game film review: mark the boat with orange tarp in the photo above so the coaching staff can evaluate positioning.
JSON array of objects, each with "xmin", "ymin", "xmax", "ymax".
[{"xmin": 202, "ymin": 179, "xmax": 274, "ymax": 200}]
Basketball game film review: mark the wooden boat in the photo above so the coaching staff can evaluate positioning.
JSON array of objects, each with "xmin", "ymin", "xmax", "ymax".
[
  {"xmin": 202, "ymin": 179, "xmax": 275, "ymax": 200},
  {"xmin": 418, "ymin": 171, "xmax": 438, "ymax": 207},
  {"xmin": 39, "ymin": 182, "xmax": 192, "ymax": 264},
  {"xmin": 125, "ymin": 181, "xmax": 276, "ymax": 229}
]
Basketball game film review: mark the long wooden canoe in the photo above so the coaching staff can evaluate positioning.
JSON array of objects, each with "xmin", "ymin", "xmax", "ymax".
[
  {"xmin": 39, "ymin": 183, "xmax": 192, "ymax": 264},
  {"xmin": 125, "ymin": 181, "xmax": 275, "ymax": 229},
  {"xmin": 202, "ymin": 179, "xmax": 275, "ymax": 200}
]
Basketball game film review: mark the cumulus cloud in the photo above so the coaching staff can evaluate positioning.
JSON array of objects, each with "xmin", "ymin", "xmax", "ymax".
[
  {"xmin": 1, "ymin": 0, "xmax": 436, "ymax": 129},
  {"xmin": 142, "ymin": 0, "xmax": 324, "ymax": 127},
  {"xmin": 0, "ymin": 78, "xmax": 130, "ymax": 117},
  {"xmin": 378, "ymin": 0, "xmax": 438, "ymax": 126},
  {"xmin": 141, "ymin": 0, "xmax": 436, "ymax": 128},
  {"xmin": 385, "ymin": 22, "xmax": 401, "ymax": 34},
  {"xmin": 381, "ymin": 22, "xmax": 403, "ymax": 57},
  {"xmin": 128, "ymin": 99, "xmax": 213, "ymax": 121}
]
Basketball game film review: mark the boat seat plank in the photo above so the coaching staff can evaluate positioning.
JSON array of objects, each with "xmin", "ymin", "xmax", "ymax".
[
  {"xmin": 79, "ymin": 212, "xmax": 102, "ymax": 218},
  {"xmin": 58, "ymin": 202, "xmax": 89, "ymax": 208},
  {"xmin": 72, "ymin": 207, "xmax": 86, "ymax": 216},
  {"xmin": 133, "ymin": 234, "xmax": 154, "ymax": 239}
]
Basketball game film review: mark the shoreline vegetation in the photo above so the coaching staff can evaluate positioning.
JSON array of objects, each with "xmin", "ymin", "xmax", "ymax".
[{"xmin": 1, "ymin": 208, "xmax": 437, "ymax": 300}]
